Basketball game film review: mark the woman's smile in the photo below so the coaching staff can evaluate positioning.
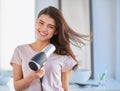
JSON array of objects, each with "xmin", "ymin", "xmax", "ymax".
[{"xmin": 39, "ymin": 31, "xmax": 48, "ymax": 37}]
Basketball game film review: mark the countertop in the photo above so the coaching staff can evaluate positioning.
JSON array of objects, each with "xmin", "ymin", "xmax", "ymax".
[
  {"xmin": 69, "ymin": 78, "xmax": 120, "ymax": 91},
  {"xmin": 1, "ymin": 78, "xmax": 120, "ymax": 91}
]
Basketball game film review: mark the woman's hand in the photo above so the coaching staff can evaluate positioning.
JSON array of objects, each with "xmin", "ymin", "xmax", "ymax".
[
  {"xmin": 34, "ymin": 67, "xmax": 45, "ymax": 78},
  {"xmin": 12, "ymin": 64, "xmax": 45, "ymax": 91}
]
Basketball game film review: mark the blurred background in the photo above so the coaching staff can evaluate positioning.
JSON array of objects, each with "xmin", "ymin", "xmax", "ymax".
[{"xmin": 0, "ymin": 0, "xmax": 120, "ymax": 90}]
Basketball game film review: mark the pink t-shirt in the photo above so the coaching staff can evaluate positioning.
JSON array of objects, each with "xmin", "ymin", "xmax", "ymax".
[{"xmin": 10, "ymin": 44, "xmax": 77, "ymax": 91}]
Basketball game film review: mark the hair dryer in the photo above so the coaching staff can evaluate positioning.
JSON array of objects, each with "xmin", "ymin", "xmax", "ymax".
[{"xmin": 29, "ymin": 44, "xmax": 56, "ymax": 71}]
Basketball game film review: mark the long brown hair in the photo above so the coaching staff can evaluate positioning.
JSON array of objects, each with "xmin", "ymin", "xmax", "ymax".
[{"xmin": 37, "ymin": 6, "xmax": 89, "ymax": 70}]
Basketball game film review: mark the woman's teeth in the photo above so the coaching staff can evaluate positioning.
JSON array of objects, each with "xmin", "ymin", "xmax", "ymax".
[{"xmin": 40, "ymin": 32, "xmax": 48, "ymax": 36}]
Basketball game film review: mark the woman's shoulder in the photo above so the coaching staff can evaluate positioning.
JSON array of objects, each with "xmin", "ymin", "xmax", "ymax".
[
  {"xmin": 52, "ymin": 53, "xmax": 73, "ymax": 60},
  {"xmin": 15, "ymin": 44, "xmax": 29, "ymax": 51}
]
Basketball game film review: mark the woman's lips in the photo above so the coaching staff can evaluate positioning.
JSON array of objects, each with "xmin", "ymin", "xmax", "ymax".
[{"xmin": 39, "ymin": 31, "xmax": 48, "ymax": 37}]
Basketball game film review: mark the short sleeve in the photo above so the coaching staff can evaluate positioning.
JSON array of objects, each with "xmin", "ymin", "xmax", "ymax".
[
  {"xmin": 61, "ymin": 56, "xmax": 77, "ymax": 72},
  {"xmin": 10, "ymin": 47, "xmax": 22, "ymax": 66}
]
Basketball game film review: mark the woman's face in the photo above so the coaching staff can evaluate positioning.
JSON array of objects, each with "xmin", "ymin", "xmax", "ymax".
[{"xmin": 36, "ymin": 14, "xmax": 56, "ymax": 42}]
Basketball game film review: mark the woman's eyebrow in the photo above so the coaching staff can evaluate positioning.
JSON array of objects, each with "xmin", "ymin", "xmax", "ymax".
[{"xmin": 39, "ymin": 19, "xmax": 44, "ymax": 23}]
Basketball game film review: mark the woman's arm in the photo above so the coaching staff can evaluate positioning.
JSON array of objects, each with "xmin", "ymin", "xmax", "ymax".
[
  {"xmin": 61, "ymin": 70, "xmax": 71, "ymax": 91},
  {"xmin": 12, "ymin": 63, "xmax": 45, "ymax": 91}
]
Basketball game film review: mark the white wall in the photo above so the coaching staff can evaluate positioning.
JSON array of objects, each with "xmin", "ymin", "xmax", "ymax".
[
  {"xmin": 0, "ymin": 0, "xmax": 35, "ymax": 70},
  {"xmin": 92, "ymin": 0, "xmax": 116, "ymax": 79},
  {"xmin": 35, "ymin": 0, "xmax": 59, "ymax": 19},
  {"xmin": 116, "ymin": 0, "xmax": 120, "ymax": 81}
]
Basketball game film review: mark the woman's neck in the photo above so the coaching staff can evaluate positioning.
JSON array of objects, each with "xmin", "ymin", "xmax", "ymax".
[{"xmin": 30, "ymin": 40, "xmax": 50, "ymax": 52}]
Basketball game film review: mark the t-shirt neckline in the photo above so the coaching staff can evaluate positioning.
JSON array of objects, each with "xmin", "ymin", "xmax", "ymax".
[{"xmin": 27, "ymin": 44, "xmax": 38, "ymax": 54}]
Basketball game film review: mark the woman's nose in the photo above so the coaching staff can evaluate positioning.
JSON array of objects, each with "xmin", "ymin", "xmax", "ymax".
[{"xmin": 41, "ymin": 25, "xmax": 47, "ymax": 31}]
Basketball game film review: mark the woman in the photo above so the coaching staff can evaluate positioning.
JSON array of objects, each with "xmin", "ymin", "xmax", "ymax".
[{"xmin": 10, "ymin": 6, "xmax": 89, "ymax": 91}]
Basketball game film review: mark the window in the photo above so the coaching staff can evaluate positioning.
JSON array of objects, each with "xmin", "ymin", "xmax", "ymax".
[{"xmin": 0, "ymin": 0, "xmax": 35, "ymax": 70}]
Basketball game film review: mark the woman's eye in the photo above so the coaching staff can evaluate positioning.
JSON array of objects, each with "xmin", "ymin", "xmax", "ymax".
[
  {"xmin": 48, "ymin": 26, "xmax": 55, "ymax": 30},
  {"xmin": 49, "ymin": 26, "xmax": 54, "ymax": 29}
]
